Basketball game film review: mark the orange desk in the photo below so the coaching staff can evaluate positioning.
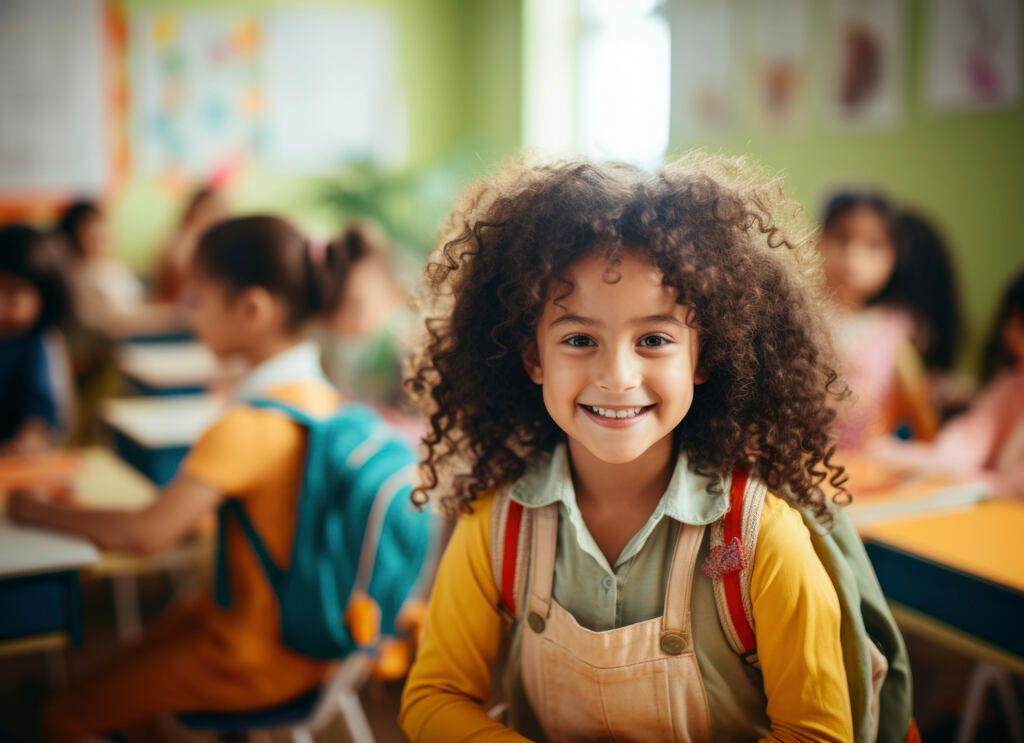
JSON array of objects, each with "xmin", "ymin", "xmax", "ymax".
[{"xmin": 861, "ymin": 500, "xmax": 1024, "ymax": 672}]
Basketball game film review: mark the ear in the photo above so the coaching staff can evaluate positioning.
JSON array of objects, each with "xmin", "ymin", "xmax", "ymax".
[
  {"xmin": 694, "ymin": 365, "xmax": 708, "ymax": 385},
  {"xmin": 236, "ymin": 286, "xmax": 277, "ymax": 327},
  {"xmin": 521, "ymin": 340, "xmax": 543, "ymax": 384}
]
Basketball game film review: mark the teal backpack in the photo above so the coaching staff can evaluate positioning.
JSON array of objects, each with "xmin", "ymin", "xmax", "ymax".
[{"xmin": 214, "ymin": 400, "xmax": 435, "ymax": 660}]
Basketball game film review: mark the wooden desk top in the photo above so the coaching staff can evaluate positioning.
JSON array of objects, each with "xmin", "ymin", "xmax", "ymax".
[
  {"xmin": 860, "ymin": 499, "xmax": 1024, "ymax": 593},
  {"xmin": 0, "ymin": 449, "xmax": 212, "ymax": 578},
  {"xmin": 0, "ymin": 448, "xmax": 156, "ymax": 511}
]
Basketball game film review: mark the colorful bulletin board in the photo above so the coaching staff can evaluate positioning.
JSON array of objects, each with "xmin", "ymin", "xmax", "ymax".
[
  {"xmin": 130, "ymin": 9, "xmax": 263, "ymax": 178},
  {"xmin": 129, "ymin": 6, "xmax": 402, "ymax": 181}
]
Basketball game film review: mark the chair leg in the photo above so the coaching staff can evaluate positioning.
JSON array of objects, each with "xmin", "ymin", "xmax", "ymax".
[
  {"xmin": 991, "ymin": 666, "xmax": 1024, "ymax": 743},
  {"xmin": 336, "ymin": 690, "xmax": 375, "ymax": 743},
  {"xmin": 112, "ymin": 574, "xmax": 143, "ymax": 642},
  {"xmin": 956, "ymin": 662, "xmax": 1024, "ymax": 743},
  {"xmin": 45, "ymin": 648, "xmax": 68, "ymax": 688}
]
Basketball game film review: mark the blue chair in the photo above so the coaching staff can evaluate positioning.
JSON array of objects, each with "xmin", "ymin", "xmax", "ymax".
[{"xmin": 176, "ymin": 654, "xmax": 375, "ymax": 743}]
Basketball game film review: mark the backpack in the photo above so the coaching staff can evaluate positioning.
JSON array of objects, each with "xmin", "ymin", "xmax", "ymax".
[
  {"xmin": 490, "ymin": 469, "xmax": 919, "ymax": 743},
  {"xmin": 214, "ymin": 399, "xmax": 436, "ymax": 661}
]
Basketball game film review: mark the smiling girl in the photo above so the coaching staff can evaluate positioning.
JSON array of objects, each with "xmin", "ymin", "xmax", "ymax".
[{"xmin": 397, "ymin": 154, "xmax": 909, "ymax": 742}]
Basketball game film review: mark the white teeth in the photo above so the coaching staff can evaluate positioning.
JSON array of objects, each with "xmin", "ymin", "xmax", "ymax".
[{"xmin": 586, "ymin": 405, "xmax": 646, "ymax": 419}]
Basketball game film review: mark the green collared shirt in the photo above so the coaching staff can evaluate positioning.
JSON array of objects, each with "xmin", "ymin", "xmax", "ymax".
[{"xmin": 508, "ymin": 442, "xmax": 729, "ymax": 631}]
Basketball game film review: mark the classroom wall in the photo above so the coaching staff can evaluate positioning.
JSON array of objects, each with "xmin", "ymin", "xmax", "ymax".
[
  {"xmin": 99, "ymin": 0, "xmax": 1024, "ymax": 369},
  {"xmin": 666, "ymin": 0, "xmax": 1024, "ymax": 370},
  {"xmin": 110, "ymin": 0, "xmax": 522, "ymax": 270}
]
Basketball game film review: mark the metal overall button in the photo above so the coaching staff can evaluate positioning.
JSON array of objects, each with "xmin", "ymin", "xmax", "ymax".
[
  {"xmin": 660, "ymin": 631, "xmax": 689, "ymax": 655},
  {"xmin": 527, "ymin": 611, "xmax": 546, "ymax": 633}
]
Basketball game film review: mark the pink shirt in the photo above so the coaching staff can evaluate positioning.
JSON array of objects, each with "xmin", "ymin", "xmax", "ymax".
[{"xmin": 931, "ymin": 367, "xmax": 1024, "ymax": 497}]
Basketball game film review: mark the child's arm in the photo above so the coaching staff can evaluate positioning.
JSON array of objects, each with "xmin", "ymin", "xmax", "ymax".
[
  {"xmin": 751, "ymin": 494, "xmax": 854, "ymax": 743},
  {"xmin": 6, "ymin": 474, "xmax": 220, "ymax": 555},
  {"xmin": 893, "ymin": 341, "xmax": 939, "ymax": 441},
  {"xmin": 0, "ymin": 418, "xmax": 54, "ymax": 455},
  {"xmin": 399, "ymin": 494, "xmax": 530, "ymax": 743}
]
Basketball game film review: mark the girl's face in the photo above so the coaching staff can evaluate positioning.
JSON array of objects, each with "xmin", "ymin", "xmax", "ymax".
[
  {"xmin": 77, "ymin": 212, "xmax": 110, "ymax": 259},
  {"xmin": 1003, "ymin": 311, "xmax": 1024, "ymax": 367},
  {"xmin": 0, "ymin": 273, "xmax": 42, "ymax": 338},
  {"xmin": 188, "ymin": 272, "xmax": 248, "ymax": 358},
  {"xmin": 524, "ymin": 251, "xmax": 705, "ymax": 467},
  {"xmin": 819, "ymin": 205, "xmax": 896, "ymax": 308}
]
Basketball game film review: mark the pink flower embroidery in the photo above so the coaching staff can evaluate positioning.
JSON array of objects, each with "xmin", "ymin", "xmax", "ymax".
[{"xmin": 701, "ymin": 537, "xmax": 747, "ymax": 580}]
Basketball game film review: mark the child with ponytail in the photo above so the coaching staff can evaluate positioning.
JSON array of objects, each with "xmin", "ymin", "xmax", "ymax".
[{"xmin": 8, "ymin": 216, "xmax": 362, "ymax": 741}]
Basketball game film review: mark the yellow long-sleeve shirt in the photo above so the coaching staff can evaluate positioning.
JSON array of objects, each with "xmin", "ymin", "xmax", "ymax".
[{"xmin": 401, "ymin": 450, "xmax": 853, "ymax": 742}]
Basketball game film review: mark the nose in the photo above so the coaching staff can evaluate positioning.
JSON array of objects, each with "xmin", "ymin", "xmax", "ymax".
[{"xmin": 595, "ymin": 344, "xmax": 641, "ymax": 392}]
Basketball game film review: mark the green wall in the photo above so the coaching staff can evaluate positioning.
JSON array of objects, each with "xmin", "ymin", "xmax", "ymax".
[{"xmin": 667, "ymin": 0, "xmax": 1024, "ymax": 369}]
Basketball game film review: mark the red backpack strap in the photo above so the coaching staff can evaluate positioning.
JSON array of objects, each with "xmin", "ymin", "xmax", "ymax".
[
  {"xmin": 703, "ymin": 467, "xmax": 765, "ymax": 667},
  {"xmin": 490, "ymin": 488, "xmax": 533, "ymax": 620}
]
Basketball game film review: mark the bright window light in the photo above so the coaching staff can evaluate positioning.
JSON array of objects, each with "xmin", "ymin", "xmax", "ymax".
[{"xmin": 577, "ymin": 0, "xmax": 670, "ymax": 167}]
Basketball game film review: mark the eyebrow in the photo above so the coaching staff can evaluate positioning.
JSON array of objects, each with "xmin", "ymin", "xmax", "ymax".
[{"xmin": 549, "ymin": 313, "xmax": 686, "ymax": 328}]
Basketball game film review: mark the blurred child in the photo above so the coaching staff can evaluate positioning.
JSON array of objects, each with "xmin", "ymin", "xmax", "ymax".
[
  {"xmin": 57, "ymin": 200, "xmax": 182, "ymax": 337},
  {"xmin": 0, "ymin": 224, "xmax": 73, "ymax": 453},
  {"xmin": 818, "ymin": 192, "xmax": 939, "ymax": 449},
  {"xmin": 155, "ymin": 186, "xmax": 229, "ymax": 302},
  {"xmin": 875, "ymin": 269, "xmax": 1024, "ymax": 498},
  {"xmin": 400, "ymin": 156, "xmax": 914, "ymax": 741},
  {"xmin": 892, "ymin": 210, "xmax": 968, "ymax": 414},
  {"xmin": 8, "ymin": 215, "xmax": 413, "ymax": 741},
  {"xmin": 316, "ymin": 220, "xmax": 414, "ymax": 409}
]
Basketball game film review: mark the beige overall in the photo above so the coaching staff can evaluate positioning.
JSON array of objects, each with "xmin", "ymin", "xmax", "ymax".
[{"xmin": 519, "ymin": 503, "xmax": 714, "ymax": 743}]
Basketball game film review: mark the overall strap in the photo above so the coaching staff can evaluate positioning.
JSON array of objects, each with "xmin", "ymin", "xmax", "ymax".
[
  {"xmin": 490, "ymin": 488, "xmax": 534, "ymax": 619},
  {"xmin": 526, "ymin": 504, "xmax": 558, "ymax": 621},
  {"xmin": 703, "ymin": 468, "xmax": 765, "ymax": 667},
  {"xmin": 661, "ymin": 522, "xmax": 707, "ymax": 634}
]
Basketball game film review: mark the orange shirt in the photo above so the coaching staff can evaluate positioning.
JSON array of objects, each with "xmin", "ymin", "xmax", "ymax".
[{"xmin": 179, "ymin": 380, "xmax": 339, "ymax": 691}]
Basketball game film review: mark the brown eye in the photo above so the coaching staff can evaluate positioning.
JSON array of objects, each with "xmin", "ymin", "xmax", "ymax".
[
  {"xmin": 639, "ymin": 335, "xmax": 669, "ymax": 348},
  {"xmin": 565, "ymin": 334, "xmax": 595, "ymax": 348}
]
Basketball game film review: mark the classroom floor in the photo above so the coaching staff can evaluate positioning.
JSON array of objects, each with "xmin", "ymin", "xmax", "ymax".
[{"xmin": 0, "ymin": 570, "xmax": 1018, "ymax": 742}]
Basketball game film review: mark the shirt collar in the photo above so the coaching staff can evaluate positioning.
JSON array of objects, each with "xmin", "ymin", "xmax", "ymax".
[
  {"xmin": 509, "ymin": 442, "xmax": 729, "ymax": 571},
  {"xmin": 509, "ymin": 441, "xmax": 729, "ymax": 526},
  {"xmin": 232, "ymin": 340, "xmax": 328, "ymax": 402}
]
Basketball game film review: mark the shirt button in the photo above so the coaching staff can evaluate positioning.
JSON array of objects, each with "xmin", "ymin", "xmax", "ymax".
[{"xmin": 601, "ymin": 575, "xmax": 614, "ymax": 591}]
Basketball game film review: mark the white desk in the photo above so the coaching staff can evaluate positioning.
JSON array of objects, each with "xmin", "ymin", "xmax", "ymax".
[
  {"xmin": 0, "ymin": 516, "xmax": 99, "ymax": 655},
  {"xmin": 101, "ymin": 395, "xmax": 224, "ymax": 449},
  {"xmin": 116, "ymin": 341, "xmax": 239, "ymax": 394},
  {"xmin": 0, "ymin": 448, "xmax": 209, "ymax": 648},
  {"xmin": 0, "ymin": 520, "xmax": 99, "ymax": 579},
  {"xmin": 101, "ymin": 395, "xmax": 223, "ymax": 485}
]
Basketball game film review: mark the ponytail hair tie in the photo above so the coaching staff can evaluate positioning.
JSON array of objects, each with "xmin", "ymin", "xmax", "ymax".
[{"xmin": 308, "ymin": 239, "xmax": 328, "ymax": 267}]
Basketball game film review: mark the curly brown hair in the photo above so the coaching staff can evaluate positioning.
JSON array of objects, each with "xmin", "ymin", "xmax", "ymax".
[{"xmin": 408, "ymin": 152, "xmax": 849, "ymax": 522}]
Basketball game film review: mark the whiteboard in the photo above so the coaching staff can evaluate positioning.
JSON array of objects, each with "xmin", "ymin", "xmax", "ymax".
[{"xmin": 0, "ymin": 0, "xmax": 107, "ymax": 193}]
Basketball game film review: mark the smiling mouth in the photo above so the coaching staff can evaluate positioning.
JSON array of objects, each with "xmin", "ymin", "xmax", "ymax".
[{"xmin": 580, "ymin": 404, "xmax": 653, "ymax": 420}]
